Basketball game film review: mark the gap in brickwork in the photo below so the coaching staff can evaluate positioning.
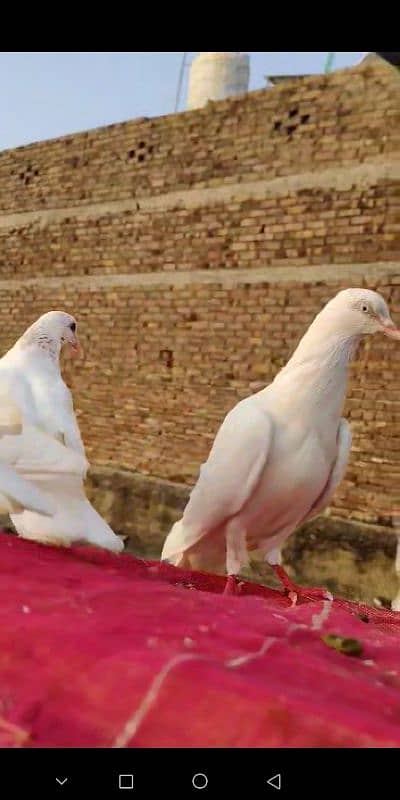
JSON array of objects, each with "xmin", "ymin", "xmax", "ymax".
[
  {"xmin": 12, "ymin": 163, "xmax": 40, "ymax": 187},
  {"xmin": 160, "ymin": 349, "xmax": 174, "ymax": 368},
  {"xmin": 272, "ymin": 106, "xmax": 312, "ymax": 139},
  {"xmin": 127, "ymin": 142, "xmax": 154, "ymax": 165}
]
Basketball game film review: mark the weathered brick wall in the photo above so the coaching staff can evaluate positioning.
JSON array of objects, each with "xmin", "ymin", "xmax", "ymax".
[
  {"xmin": 0, "ymin": 59, "xmax": 398, "ymax": 214},
  {"xmin": 1, "ymin": 178, "xmax": 399, "ymax": 277},
  {"xmin": 0, "ymin": 56, "xmax": 399, "ymax": 544}
]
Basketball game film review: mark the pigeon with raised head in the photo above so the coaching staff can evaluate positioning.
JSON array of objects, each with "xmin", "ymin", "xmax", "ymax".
[
  {"xmin": 161, "ymin": 288, "xmax": 400, "ymax": 602},
  {"xmin": 0, "ymin": 311, "xmax": 123, "ymax": 553}
]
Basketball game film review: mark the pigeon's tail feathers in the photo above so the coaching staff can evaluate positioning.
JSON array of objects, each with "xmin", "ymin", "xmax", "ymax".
[
  {"xmin": 81, "ymin": 501, "xmax": 125, "ymax": 553},
  {"xmin": 161, "ymin": 519, "xmax": 190, "ymax": 567},
  {"xmin": 9, "ymin": 465, "xmax": 124, "ymax": 553},
  {"xmin": 160, "ymin": 518, "xmax": 222, "ymax": 572}
]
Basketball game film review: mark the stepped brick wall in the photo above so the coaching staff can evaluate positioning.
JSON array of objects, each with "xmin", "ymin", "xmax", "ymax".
[{"xmin": 0, "ymin": 56, "xmax": 399, "ymax": 543}]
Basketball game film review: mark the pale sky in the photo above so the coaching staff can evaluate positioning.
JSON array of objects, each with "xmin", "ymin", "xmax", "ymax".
[{"xmin": 0, "ymin": 52, "xmax": 365, "ymax": 152}]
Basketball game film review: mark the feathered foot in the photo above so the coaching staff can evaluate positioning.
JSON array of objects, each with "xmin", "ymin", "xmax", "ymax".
[{"xmin": 271, "ymin": 564, "xmax": 333, "ymax": 606}]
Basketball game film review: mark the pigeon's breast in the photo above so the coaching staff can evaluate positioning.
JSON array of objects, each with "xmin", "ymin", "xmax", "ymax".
[
  {"xmin": 241, "ymin": 424, "xmax": 334, "ymax": 544},
  {"xmin": 28, "ymin": 377, "xmax": 65, "ymax": 440}
]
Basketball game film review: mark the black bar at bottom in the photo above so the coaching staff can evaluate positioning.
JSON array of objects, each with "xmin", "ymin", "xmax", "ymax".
[{"xmin": 0, "ymin": 747, "xmax": 396, "ymax": 797}]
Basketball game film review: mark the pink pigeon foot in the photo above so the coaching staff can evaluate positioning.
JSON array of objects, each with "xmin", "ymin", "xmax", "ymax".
[
  {"xmin": 271, "ymin": 564, "xmax": 333, "ymax": 605},
  {"xmin": 223, "ymin": 575, "xmax": 240, "ymax": 596}
]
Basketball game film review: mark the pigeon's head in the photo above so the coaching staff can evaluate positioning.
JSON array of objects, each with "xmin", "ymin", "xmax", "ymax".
[
  {"xmin": 44, "ymin": 311, "xmax": 81, "ymax": 357},
  {"xmin": 323, "ymin": 288, "xmax": 400, "ymax": 340},
  {"xmin": 25, "ymin": 310, "xmax": 81, "ymax": 359}
]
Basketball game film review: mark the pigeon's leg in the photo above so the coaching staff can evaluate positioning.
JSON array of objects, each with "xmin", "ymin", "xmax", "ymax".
[
  {"xmin": 266, "ymin": 550, "xmax": 333, "ymax": 605},
  {"xmin": 224, "ymin": 519, "xmax": 248, "ymax": 596},
  {"xmin": 224, "ymin": 575, "xmax": 239, "ymax": 595},
  {"xmin": 391, "ymin": 532, "xmax": 400, "ymax": 612},
  {"xmin": 272, "ymin": 565, "xmax": 333, "ymax": 605}
]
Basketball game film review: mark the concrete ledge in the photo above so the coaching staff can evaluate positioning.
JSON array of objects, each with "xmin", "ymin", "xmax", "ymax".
[
  {"xmin": 0, "ymin": 261, "xmax": 399, "ymax": 292},
  {"xmin": 0, "ymin": 160, "xmax": 399, "ymax": 232},
  {"xmin": 85, "ymin": 467, "xmax": 188, "ymax": 556}
]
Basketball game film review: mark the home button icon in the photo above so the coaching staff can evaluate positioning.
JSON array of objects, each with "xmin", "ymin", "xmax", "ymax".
[{"xmin": 192, "ymin": 773, "xmax": 208, "ymax": 790}]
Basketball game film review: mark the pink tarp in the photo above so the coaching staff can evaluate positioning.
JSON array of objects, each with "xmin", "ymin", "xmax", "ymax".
[{"xmin": 0, "ymin": 531, "xmax": 399, "ymax": 748}]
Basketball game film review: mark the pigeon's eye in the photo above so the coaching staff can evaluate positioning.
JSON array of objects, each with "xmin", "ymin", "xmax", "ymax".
[
  {"xmin": 69, "ymin": 322, "xmax": 76, "ymax": 332},
  {"xmin": 362, "ymin": 305, "xmax": 369, "ymax": 313}
]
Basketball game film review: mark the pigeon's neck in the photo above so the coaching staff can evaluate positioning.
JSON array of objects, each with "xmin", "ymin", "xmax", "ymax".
[
  {"xmin": 287, "ymin": 329, "xmax": 361, "ymax": 373},
  {"xmin": 13, "ymin": 326, "xmax": 61, "ymax": 368},
  {"xmin": 272, "ymin": 331, "xmax": 361, "ymax": 417}
]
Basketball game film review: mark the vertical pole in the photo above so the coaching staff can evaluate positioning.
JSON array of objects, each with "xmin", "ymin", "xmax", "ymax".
[
  {"xmin": 324, "ymin": 52, "xmax": 335, "ymax": 73},
  {"xmin": 175, "ymin": 52, "xmax": 188, "ymax": 112}
]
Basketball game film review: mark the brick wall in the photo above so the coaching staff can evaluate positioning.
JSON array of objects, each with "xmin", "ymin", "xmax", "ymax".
[
  {"xmin": 1, "ymin": 178, "xmax": 399, "ymax": 277},
  {"xmin": 0, "ymin": 59, "xmax": 398, "ymax": 214},
  {"xmin": 0, "ymin": 56, "xmax": 399, "ymax": 538}
]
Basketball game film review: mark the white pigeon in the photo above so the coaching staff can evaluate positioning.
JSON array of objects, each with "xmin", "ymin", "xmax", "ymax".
[
  {"xmin": 161, "ymin": 288, "xmax": 400, "ymax": 601},
  {"xmin": 0, "ymin": 311, "xmax": 123, "ymax": 553}
]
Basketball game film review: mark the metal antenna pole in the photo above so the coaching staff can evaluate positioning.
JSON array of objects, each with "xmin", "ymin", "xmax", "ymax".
[
  {"xmin": 175, "ymin": 52, "xmax": 188, "ymax": 112},
  {"xmin": 324, "ymin": 52, "xmax": 335, "ymax": 73}
]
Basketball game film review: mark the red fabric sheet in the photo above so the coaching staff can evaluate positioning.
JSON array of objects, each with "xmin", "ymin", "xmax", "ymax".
[{"xmin": 0, "ymin": 531, "xmax": 399, "ymax": 748}]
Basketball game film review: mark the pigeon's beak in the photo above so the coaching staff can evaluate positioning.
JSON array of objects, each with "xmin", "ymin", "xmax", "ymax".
[
  {"xmin": 380, "ymin": 317, "xmax": 400, "ymax": 340},
  {"xmin": 67, "ymin": 334, "xmax": 82, "ymax": 358}
]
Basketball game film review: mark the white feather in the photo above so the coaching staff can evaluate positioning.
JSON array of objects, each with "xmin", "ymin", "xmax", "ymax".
[{"xmin": 0, "ymin": 312, "xmax": 123, "ymax": 553}]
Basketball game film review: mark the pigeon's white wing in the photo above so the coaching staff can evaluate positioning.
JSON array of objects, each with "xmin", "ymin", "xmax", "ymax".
[
  {"xmin": 0, "ymin": 367, "xmax": 45, "ymax": 432},
  {"xmin": 0, "ymin": 460, "xmax": 56, "ymax": 516},
  {"xmin": 0, "ymin": 372, "xmax": 87, "ymax": 478},
  {"xmin": 0, "ymin": 386, "xmax": 58, "ymax": 516},
  {"xmin": 0, "ymin": 374, "xmax": 118, "ymax": 553},
  {"xmin": 29, "ymin": 375, "xmax": 87, "ymax": 457},
  {"xmin": 7, "ymin": 427, "xmax": 123, "ymax": 554},
  {"xmin": 301, "ymin": 418, "xmax": 352, "ymax": 524},
  {"xmin": 181, "ymin": 399, "xmax": 273, "ymax": 541},
  {"xmin": 0, "ymin": 424, "xmax": 89, "ymax": 479},
  {"xmin": 0, "ymin": 349, "xmax": 86, "ymax": 456},
  {"xmin": 53, "ymin": 381, "xmax": 86, "ymax": 456},
  {"xmin": 0, "ymin": 415, "xmax": 87, "ymax": 517}
]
